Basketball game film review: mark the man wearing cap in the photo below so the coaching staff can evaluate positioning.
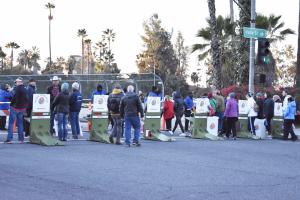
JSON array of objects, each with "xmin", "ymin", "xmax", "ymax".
[
  {"xmin": 47, "ymin": 76, "xmax": 61, "ymax": 135},
  {"xmin": 5, "ymin": 77, "xmax": 28, "ymax": 143},
  {"xmin": 69, "ymin": 82, "xmax": 82, "ymax": 139}
]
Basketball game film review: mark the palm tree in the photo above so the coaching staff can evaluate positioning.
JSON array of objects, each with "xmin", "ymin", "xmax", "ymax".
[
  {"xmin": 297, "ymin": 0, "xmax": 300, "ymax": 87},
  {"xmin": 207, "ymin": 0, "xmax": 222, "ymax": 88},
  {"xmin": 77, "ymin": 29, "xmax": 87, "ymax": 74},
  {"xmin": 0, "ymin": 47, "xmax": 6, "ymax": 71},
  {"xmin": 102, "ymin": 29, "xmax": 115, "ymax": 66},
  {"xmin": 17, "ymin": 49, "xmax": 30, "ymax": 70},
  {"xmin": 45, "ymin": 2, "xmax": 55, "ymax": 69},
  {"xmin": 256, "ymin": 14, "xmax": 295, "ymax": 43},
  {"xmin": 5, "ymin": 42, "xmax": 20, "ymax": 70}
]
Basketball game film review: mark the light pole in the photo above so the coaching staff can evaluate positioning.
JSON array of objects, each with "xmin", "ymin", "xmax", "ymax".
[
  {"xmin": 45, "ymin": 3, "xmax": 55, "ymax": 69},
  {"xmin": 248, "ymin": 0, "xmax": 256, "ymax": 93}
]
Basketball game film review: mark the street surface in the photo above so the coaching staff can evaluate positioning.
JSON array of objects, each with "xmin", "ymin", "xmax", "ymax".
[{"xmin": 0, "ymin": 130, "xmax": 299, "ymax": 200}]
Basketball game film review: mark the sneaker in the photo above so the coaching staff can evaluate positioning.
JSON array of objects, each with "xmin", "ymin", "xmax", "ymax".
[
  {"xmin": 185, "ymin": 132, "xmax": 192, "ymax": 137},
  {"xmin": 266, "ymin": 135, "xmax": 273, "ymax": 140},
  {"xmin": 109, "ymin": 136, "xmax": 114, "ymax": 144},
  {"xmin": 233, "ymin": 137, "xmax": 237, "ymax": 140},
  {"xmin": 291, "ymin": 136, "xmax": 298, "ymax": 142},
  {"xmin": 73, "ymin": 135, "xmax": 78, "ymax": 139},
  {"xmin": 4, "ymin": 140, "xmax": 12, "ymax": 144},
  {"xmin": 19, "ymin": 140, "xmax": 24, "ymax": 144},
  {"xmin": 168, "ymin": 131, "xmax": 174, "ymax": 135},
  {"xmin": 126, "ymin": 143, "xmax": 131, "ymax": 147},
  {"xmin": 132, "ymin": 142, "xmax": 141, "ymax": 147},
  {"xmin": 62, "ymin": 139, "xmax": 67, "ymax": 142},
  {"xmin": 179, "ymin": 133, "xmax": 186, "ymax": 137},
  {"xmin": 115, "ymin": 142, "xmax": 122, "ymax": 145}
]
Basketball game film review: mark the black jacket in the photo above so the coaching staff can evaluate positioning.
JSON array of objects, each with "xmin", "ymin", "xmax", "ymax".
[
  {"xmin": 10, "ymin": 84, "xmax": 28, "ymax": 110},
  {"xmin": 173, "ymin": 92, "xmax": 184, "ymax": 115},
  {"xmin": 47, "ymin": 84, "xmax": 61, "ymax": 103},
  {"xmin": 120, "ymin": 92, "xmax": 144, "ymax": 118},
  {"xmin": 69, "ymin": 90, "xmax": 82, "ymax": 112},
  {"xmin": 256, "ymin": 98, "xmax": 264, "ymax": 119},
  {"xmin": 263, "ymin": 97, "xmax": 274, "ymax": 118},
  {"xmin": 107, "ymin": 89, "xmax": 124, "ymax": 114},
  {"xmin": 52, "ymin": 91, "xmax": 70, "ymax": 114}
]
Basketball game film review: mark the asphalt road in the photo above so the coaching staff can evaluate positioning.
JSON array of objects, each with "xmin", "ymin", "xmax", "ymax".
[{"xmin": 0, "ymin": 136, "xmax": 299, "ymax": 200}]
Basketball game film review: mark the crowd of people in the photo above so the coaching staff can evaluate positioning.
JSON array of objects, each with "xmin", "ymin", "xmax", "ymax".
[{"xmin": 0, "ymin": 76, "xmax": 298, "ymax": 146}]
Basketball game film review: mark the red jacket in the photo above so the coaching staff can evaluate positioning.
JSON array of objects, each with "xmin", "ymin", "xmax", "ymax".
[{"xmin": 163, "ymin": 100, "xmax": 174, "ymax": 120}]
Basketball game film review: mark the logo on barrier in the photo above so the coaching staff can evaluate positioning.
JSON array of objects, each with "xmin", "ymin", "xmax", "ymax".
[
  {"xmin": 32, "ymin": 94, "xmax": 50, "ymax": 113},
  {"xmin": 209, "ymin": 123, "xmax": 215, "ymax": 130}
]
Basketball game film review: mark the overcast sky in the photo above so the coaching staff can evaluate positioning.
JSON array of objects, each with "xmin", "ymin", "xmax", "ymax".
[{"xmin": 0, "ymin": 0, "xmax": 298, "ymax": 79}]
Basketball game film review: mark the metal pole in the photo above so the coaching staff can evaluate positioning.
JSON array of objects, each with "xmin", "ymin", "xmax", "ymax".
[
  {"xmin": 153, "ymin": 65, "xmax": 155, "ymax": 86},
  {"xmin": 248, "ymin": 0, "xmax": 256, "ymax": 93}
]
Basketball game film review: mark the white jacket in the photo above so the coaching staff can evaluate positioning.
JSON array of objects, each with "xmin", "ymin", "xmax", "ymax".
[{"xmin": 247, "ymin": 97, "xmax": 258, "ymax": 117}]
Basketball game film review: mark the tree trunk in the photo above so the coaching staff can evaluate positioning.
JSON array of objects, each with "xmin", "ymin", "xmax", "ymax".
[
  {"xmin": 207, "ymin": 0, "xmax": 222, "ymax": 88},
  {"xmin": 229, "ymin": 0, "xmax": 234, "ymax": 23},
  {"xmin": 296, "ymin": 0, "xmax": 300, "ymax": 87}
]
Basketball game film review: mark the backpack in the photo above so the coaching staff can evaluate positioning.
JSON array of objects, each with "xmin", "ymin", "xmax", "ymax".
[{"xmin": 109, "ymin": 96, "xmax": 121, "ymax": 113}]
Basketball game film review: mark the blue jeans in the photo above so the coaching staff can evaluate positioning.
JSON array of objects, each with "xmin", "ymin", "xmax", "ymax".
[
  {"xmin": 70, "ymin": 112, "xmax": 80, "ymax": 136},
  {"xmin": 124, "ymin": 116, "xmax": 141, "ymax": 145},
  {"xmin": 248, "ymin": 116, "xmax": 256, "ymax": 135},
  {"xmin": 7, "ymin": 108, "xmax": 24, "ymax": 141},
  {"xmin": 215, "ymin": 112, "xmax": 224, "ymax": 132},
  {"xmin": 50, "ymin": 111, "xmax": 55, "ymax": 133},
  {"xmin": 57, "ymin": 113, "xmax": 68, "ymax": 140}
]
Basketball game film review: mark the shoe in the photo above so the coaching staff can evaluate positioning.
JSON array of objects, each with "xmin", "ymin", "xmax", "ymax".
[
  {"xmin": 126, "ymin": 143, "xmax": 131, "ymax": 147},
  {"xmin": 168, "ymin": 131, "xmax": 174, "ymax": 135},
  {"xmin": 62, "ymin": 139, "xmax": 67, "ymax": 141},
  {"xmin": 19, "ymin": 140, "xmax": 24, "ymax": 144},
  {"xmin": 73, "ymin": 135, "xmax": 78, "ymax": 139},
  {"xmin": 132, "ymin": 142, "xmax": 141, "ymax": 147},
  {"xmin": 4, "ymin": 140, "xmax": 12, "ymax": 144},
  {"xmin": 179, "ymin": 133, "xmax": 186, "ymax": 137},
  {"xmin": 291, "ymin": 136, "xmax": 298, "ymax": 142},
  {"xmin": 233, "ymin": 137, "xmax": 237, "ymax": 140},
  {"xmin": 267, "ymin": 135, "xmax": 273, "ymax": 140},
  {"xmin": 109, "ymin": 136, "xmax": 114, "ymax": 144},
  {"xmin": 185, "ymin": 132, "xmax": 192, "ymax": 137},
  {"xmin": 115, "ymin": 142, "xmax": 122, "ymax": 145}
]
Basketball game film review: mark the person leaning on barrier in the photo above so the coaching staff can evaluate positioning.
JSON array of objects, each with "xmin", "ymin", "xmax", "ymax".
[
  {"xmin": 224, "ymin": 92, "xmax": 238, "ymax": 140},
  {"xmin": 163, "ymin": 95, "xmax": 174, "ymax": 134},
  {"xmin": 69, "ymin": 82, "xmax": 82, "ymax": 139},
  {"xmin": 5, "ymin": 77, "xmax": 29, "ymax": 144},
  {"xmin": 214, "ymin": 90, "xmax": 225, "ymax": 134},
  {"xmin": 184, "ymin": 91, "xmax": 194, "ymax": 133},
  {"xmin": 120, "ymin": 85, "xmax": 144, "ymax": 147},
  {"xmin": 107, "ymin": 84, "xmax": 124, "ymax": 145},
  {"xmin": 91, "ymin": 83, "xmax": 106, "ymax": 103},
  {"xmin": 283, "ymin": 96, "xmax": 298, "ymax": 141},
  {"xmin": 47, "ymin": 76, "xmax": 61, "ymax": 135},
  {"xmin": 0, "ymin": 83, "xmax": 12, "ymax": 130},
  {"xmin": 52, "ymin": 83, "xmax": 70, "ymax": 141}
]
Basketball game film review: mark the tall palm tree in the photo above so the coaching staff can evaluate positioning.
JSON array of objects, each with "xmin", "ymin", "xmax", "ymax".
[
  {"xmin": 5, "ymin": 42, "xmax": 20, "ymax": 70},
  {"xmin": 207, "ymin": 0, "xmax": 222, "ymax": 88},
  {"xmin": 77, "ymin": 29, "xmax": 87, "ymax": 74},
  {"xmin": 102, "ymin": 29, "xmax": 115, "ymax": 66},
  {"xmin": 45, "ymin": 2, "xmax": 55, "ymax": 69}
]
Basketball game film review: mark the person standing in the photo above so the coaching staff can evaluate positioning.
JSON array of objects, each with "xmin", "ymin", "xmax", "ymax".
[
  {"xmin": 246, "ymin": 92, "xmax": 258, "ymax": 136},
  {"xmin": 52, "ymin": 83, "xmax": 70, "ymax": 141},
  {"xmin": 0, "ymin": 84, "xmax": 12, "ymax": 130},
  {"xmin": 283, "ymin": 97, "xmax": 298, "ymax": 141},
  {"xmin": 120, "ymin": 85, "xmax": 144, "ymax": 147},
  {"xmin": 172, "ymin": 91, "xmax": 185, "ymax": 136},
  {"xmin": 184, "ymin": 92, "xmax": 194, "ymax": 133},
  {"xmin": 256, "ymin": 92, "xmax": 265, "ymax": 119},
  {"xmin": 47, "ymin": 76, "xmax": 61, "ymax": 135},
  {"xmin": 5, "ymin": 77, "xmax": 28, "ymax": 143},
  {"xmin": 263, "ymin": 92, "xmax": 274, "ymax": 138},
  {"xmin": 214, "ymin": 90, "xmax": 225, "ymax": 133},
  {"xmin": 107, "ymin": 84, "xmax": 124, "ymax": 145},
  {"xmin": 163, "ymin": 95, "xmax": 174, "ymax": 133},
  {"xmin": 24, "ymin": 79, "xmax": 36, "ymax": 137},
  {"xmin": 208, "ymin": 93, "xmax": 217, "ymax": 116},
  {"xmin": 69, "ymin": 82, "xmax": 82, "ymax": 139},
  {"xmin": 91, "ymin": 83, "xmax": 106, "ymax": 103},
  {"xmin": 224, "ymin": 92, "xmax": 238, "ymax": 140}
]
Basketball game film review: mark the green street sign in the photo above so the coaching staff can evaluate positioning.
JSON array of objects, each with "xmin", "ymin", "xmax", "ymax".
[{"xmin": 243, "ymin": 27, "xmax": 267, "ymax": 38}]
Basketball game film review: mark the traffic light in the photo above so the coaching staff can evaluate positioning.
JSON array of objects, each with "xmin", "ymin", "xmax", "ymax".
[{"xmin": 257, "ymin": 38, "xmax": 270, "ymax": 65}]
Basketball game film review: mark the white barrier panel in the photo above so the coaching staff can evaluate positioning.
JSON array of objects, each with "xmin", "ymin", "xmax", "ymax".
[
  {"xmin": 207, "ymin": 116, "xmax": 219, "ymax": 136},
  {"xmin": 254, "ymin": 118, "xmax": 266, "ymax": 139}
]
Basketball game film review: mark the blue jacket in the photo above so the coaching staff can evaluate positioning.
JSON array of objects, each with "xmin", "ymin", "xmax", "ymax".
[
  {"xmin": 184, "ymin": 96, "xmax": 193, "ymax": 110},
  {"xmin": 69, "ymin": 90, "xmax": 82, "ymax": 112},
  {"xmin": 0, "ymin": 89, "xmax": 12, "ymax": 110},
  {"xmin": 144, "ymin": 91, "xmax": 162, "ymax": 104},
  {"xmin": 91, "ymin": 90, "xmax": 106, "ymax": 103},
  {"xmin": 284, "ymin": 101, "xmax": 296, "ymax": 120}
]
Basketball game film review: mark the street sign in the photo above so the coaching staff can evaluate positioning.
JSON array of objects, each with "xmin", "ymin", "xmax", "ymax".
[{"xmin": 243, "ymin": 27, "xmax": 267, "ymax": 38}]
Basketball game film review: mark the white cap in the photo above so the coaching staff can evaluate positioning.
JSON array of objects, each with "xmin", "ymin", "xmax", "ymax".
[
  {"xmin": 51, "ymin": 76, "xmax": 59, "ymax": 81},
  {"xmin": 72, "ymin": 82, "xmax": 80, "ymax": 90},
  {"xmin": 15, "ymin": 77, "xmax": 23, "ymax": 82}
]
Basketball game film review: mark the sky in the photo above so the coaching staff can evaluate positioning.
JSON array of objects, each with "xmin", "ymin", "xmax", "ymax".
[{"xmin": 0, "ymin": 0, "xmax": 298, "ymax": 85}]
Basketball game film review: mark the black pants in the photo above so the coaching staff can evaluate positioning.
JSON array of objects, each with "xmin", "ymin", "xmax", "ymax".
[
  {"xmin": 226, "ymin": 117, "xmax": 237, "ymax": 138},
  {"xmin": 184, "ymin": 110, "xmax": 193, "ymax": 132},
  {"xmin": 165, "ymin": 119, "xmax": 172, "ymax": 131},
  {"xmin": 265, "ymin": 116, "xmax": 272, "ymax": 133},
  {"xmin": 173, "ymin": 113, "xmax": 184, "ymax": 133},
  {"xmin": 0, "ymin": 116, "xmax": 6, "ymax": 130},
  {"xmin": 283, "ymin": 119, "xmax": 297, "ymax": 139}
]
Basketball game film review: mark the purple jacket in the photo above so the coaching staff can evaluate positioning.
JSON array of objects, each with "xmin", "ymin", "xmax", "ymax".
[{"xmin": 224, "ymin": 98, "xmax": 238, "ymax": 117}]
